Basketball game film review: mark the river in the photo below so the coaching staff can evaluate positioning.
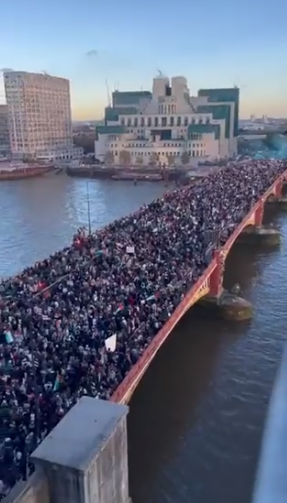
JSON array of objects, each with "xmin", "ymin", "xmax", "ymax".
[{"xmin": 0, "ymin": 175, "xmax": 286, "ymax": 503}]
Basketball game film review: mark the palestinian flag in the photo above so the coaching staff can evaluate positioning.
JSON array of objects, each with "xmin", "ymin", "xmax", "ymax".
[
  {"xmin": 146, "ymin": 292, "xmax": 160, "ymax": 302},
  {"xmin": 114, "ymin": 304, "xmax": 124, "ymax": 315}
]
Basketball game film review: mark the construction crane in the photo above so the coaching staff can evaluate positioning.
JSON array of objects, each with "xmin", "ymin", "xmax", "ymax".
[{"xmin": 105, "ymin": 79, "xmax": 111, "ymax": 107}]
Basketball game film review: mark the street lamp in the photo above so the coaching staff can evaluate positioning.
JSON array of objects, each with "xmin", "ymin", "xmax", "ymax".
[
  {"xmin": 204, "ymin": 226, "xmax": 222, "ymax": 262},
  {"xmin": 86, "ymin": 181, "xmax": 92, "ymax": 235}
]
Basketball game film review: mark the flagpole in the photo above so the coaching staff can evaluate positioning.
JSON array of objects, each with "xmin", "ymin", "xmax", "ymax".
[
  {"xmin": 86, "ymin": 181, "xmax": 92, "ymax": 235},
  {"xmin": 33, "ymin": 353, "xmax": 40, "ymax": 448}
]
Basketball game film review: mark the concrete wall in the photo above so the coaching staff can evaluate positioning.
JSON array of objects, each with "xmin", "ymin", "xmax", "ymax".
[{"xmin": 3, "ymin": 471, "xmax": 49, "ymax": 503}]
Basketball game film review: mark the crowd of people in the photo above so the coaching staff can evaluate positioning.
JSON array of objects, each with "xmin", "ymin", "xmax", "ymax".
[{"xmin": 0, "ymin": 159, "xmax": 286, "ymax": 497}]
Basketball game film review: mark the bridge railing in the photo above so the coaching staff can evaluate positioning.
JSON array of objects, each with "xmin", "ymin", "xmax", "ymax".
[
  {"xmin": 252, "ymin": 343, "xmax": 287, "ymax": 503},
  {"xmin": 111, "ymin": 261, "xmax": 217, "ymax": 404}
]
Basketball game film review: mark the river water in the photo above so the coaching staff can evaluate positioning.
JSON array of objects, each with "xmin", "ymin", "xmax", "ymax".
[{"xmin": 0, "ymin": 175, "xmax": 286, "ymax": 503}]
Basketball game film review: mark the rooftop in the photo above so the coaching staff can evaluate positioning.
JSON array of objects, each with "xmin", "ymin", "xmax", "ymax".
[{"xmin": 31, "ymin": 396, "xmax": 128, "ymax": 472}]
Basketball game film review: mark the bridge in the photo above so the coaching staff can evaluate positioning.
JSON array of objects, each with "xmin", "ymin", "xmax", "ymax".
[
  {"xmin": 239, "ymin": 128, "xmax": 287, "ymax": 137},
  {"xmin": 111, "ymin": 170, "xmax": 287, "ymax": 405}
]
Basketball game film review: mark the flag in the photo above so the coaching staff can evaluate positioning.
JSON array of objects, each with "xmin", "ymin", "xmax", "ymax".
[
  {"xmin": 53, "ymin": 374, "xmax": 62, "ymax": 392},
  {"xmin": 114, "ymin": 304, "xmax": 124, "ymax": 315},
  {"xmin": 105, "ymin": 334, "xmax": 117, "ymax": 352},
  {"xmin": 146, "ymin": 292, "xmax": 160, "ymax": 302}
]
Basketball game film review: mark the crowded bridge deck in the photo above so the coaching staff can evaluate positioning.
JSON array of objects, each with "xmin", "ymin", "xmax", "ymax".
[{"xmin": 0, "ymin": 159, "xmax": 286, "ymax": 498}]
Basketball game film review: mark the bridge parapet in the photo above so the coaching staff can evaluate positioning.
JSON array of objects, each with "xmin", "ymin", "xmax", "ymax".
[{"xmin": 252, "ymin": 343, "xmax": 287, "ymax": 503}]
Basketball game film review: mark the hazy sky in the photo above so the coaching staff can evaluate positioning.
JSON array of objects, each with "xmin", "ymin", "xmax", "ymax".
[{"xmin": 1, "ymin": 0, "xmax": 287, "ymax": 120}]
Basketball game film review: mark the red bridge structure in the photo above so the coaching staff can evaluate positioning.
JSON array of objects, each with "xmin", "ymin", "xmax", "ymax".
[{"xmin": 111, "ymin": 171, "xmax": 287, "ymax": 405}]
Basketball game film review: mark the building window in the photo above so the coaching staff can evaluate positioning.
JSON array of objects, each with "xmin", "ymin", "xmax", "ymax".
[
  {"xmin": 184, "ymin": 117, "xmax": 188, "ymax": 126},
  {"xmin": 199, "ymin": 117, "xmax": 203, "ymax": 124},
  {"xmin": 127, "ymin": 118, "xmax": 131, "ymax": 126},
  {"xmin": 192, "ymin": 118, "xmax": 196, "ymax": 124},
  {"xmin": 141, "ymin": 117, "xmax": 145, "ymax": 127},
  {"xmin": 206, "ymin": 117, "xmax": 210, "ymax": 124},
  {"xmin": 170, "ymin": 116, "xmax": 174, "ymax": 126},
  {"xmin": 134, "ymin": 117, "xmax": 138, "ymax": 127},
  {"xmin": 121, "ymin": 118, "xmax": 125, "ymax": 126},
  {"xmin": 177, "ymin": 116, "xmax": 181, "ymax": 126},
  {"xmin": 162, "ymin": 117, "xmax": 167, "ymax": 127},
  {"xmin": 147, "ymin": 117, "xmax": 151, "ymax": 127},
  {"xmin": 154, "ymin": 117, "xmax": 158, "ymax": 127}
]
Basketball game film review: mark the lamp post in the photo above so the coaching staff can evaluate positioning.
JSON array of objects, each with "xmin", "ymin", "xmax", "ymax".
[
  {"xmin": 86, "ymin": 181, "xmax": 92, "ymax": 235},
  {"xmin": 204, "ymin": 226, "xmax": 222, "ymax": 262},
  {"xmin": 31, "ymin": 352, "xmax": 40, "ymax": 448}
]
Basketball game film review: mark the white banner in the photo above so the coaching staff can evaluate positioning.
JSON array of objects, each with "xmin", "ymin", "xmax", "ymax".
[
  {"xmin": 126, "ymin": 245, "xmax": 135, "ymax": 254},
  {"xmin": 105, "ymin": 334, "xmax": 117, "ymax": 352}
]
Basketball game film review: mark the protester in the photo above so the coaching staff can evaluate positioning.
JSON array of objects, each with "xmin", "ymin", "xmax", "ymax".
[{"xmin": 0, "ymin": 159, "xmax": 285, "ymax": 498}]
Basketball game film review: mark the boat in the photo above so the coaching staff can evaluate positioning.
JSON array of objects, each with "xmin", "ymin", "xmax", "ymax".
[
  {"xmin": 0, "ymin": 161, "xmax": 54, "ymax": 181},
  {"xmin": 111, "ymin": 172, "xmax": 163, "ymax": 181}
]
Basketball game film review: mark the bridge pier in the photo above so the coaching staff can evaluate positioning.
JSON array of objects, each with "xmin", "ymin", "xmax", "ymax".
[
  {"xmin": 237, "ymin": 225, "xmax": 281, "ymax": 246},
  {"xmin": 197, "ymin": 291, "xmax": 253, "ymax": 321},
  {"xmin": 265, "ymin": 178, "xmax": 287, "ymax": 208},
  {"xmin": 197, "ymin": 250, "xmax": 253, "ymax": 321},
  {"xmin": 266, "ymin": 194, "xmax": 287, "ymax": 210}
]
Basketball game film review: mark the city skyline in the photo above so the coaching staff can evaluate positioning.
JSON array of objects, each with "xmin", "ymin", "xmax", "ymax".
[{"xmin": 1, "ymin": 0, "xmax": 287, "ymax": 120}]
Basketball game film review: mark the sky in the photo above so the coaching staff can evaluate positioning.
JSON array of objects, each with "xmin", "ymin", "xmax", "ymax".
[{"xmin": 0, "ymin": 0, "xmax": 287, "ymax": 120}]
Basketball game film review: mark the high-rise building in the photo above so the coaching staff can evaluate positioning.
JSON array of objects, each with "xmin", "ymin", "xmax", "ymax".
[
  {"xmin": 95, "ymin": 75, "xmax": 239, "ymax": 165},
  {"xmin": 0, "ymin": 104, "xmax": 10, "ymax": 156},
  {"xmin": 4, "ymin": 70, "xmax": 81, "ymax": 161}
]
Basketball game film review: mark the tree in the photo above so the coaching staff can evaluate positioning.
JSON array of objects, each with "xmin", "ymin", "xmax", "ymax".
[
  {"xmin": 166, "ymin": 154, "xmax": 175, "ymax": 167},
  {"xmin": 136, "ymin": 156, "xmax": 143, "ymax": 165},
  {"xmin": 181, "ymin": 151, "xmax": 190, "ymax": 165},
  {"xmin": 149, "ymin": 152, "xmax": 159, "ymax": 166},
  {"xmin": 119, "ymin": 150, "xmax": 131, "ymax": 167},
  {"xmin": 104, "ymin": 150, "xmax": 114, "ymax": 166}
]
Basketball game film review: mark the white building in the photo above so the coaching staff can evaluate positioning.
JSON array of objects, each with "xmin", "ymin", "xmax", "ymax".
[
  {"xmin": 95, "ymin": 75, "xmax": 239, "ymax": 166},
  {"xmin": 4, "ymin": 70, "xmax": 82, "ymax": 162}
]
